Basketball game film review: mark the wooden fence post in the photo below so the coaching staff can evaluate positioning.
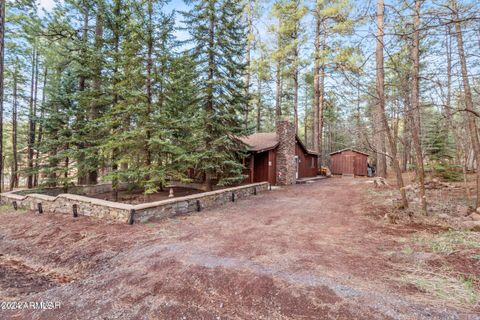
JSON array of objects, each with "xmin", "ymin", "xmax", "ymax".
[
  {"xmin": 128, "ymin": 209, "xmax": 136, "ymax": 225},
  {"xmin": 72, "ymin": 204, "xmax": 78, "ymax": 218}
]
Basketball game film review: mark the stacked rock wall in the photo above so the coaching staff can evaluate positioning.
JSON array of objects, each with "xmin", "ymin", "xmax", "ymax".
[
  {"xmin": 276, "ymin": 120, "xmax": 297, "ymax": 185},
  {"xmin": 1, "ymin": 182, "xmax": 269, "ymax": 224}
]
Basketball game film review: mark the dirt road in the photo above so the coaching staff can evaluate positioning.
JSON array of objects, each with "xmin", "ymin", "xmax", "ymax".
[{"xmin": 0, "ymin": 177, "xmax": 478, "ymax": 319}]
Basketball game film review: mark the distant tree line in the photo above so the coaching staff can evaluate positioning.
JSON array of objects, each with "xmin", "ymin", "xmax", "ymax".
[
  {"xmin": 0, "ymin": 0, "xmax": 248, "ymax": 195},
  {"xmin": 0, "ymin": 0, "xmax": 480, "ymax": 215}
]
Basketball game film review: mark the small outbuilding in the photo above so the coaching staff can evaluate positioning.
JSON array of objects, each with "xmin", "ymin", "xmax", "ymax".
[
  {"xmin": 240, "ymin": 120, "xmax": 319, "ymax": 186},
  {"xmin": 329, "ymin": 148, "xmax": 369, "ymax": 176}
]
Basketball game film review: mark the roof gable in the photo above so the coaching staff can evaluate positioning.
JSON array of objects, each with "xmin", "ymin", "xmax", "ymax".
[
  {"xmin": 239, "ymin": 132, "xmax": 279, "ymax": 153},
  {"xmin": 329, "ymin": 148, "xmax": 370, "ymax": 157},
  {"xmin": 239, "ymin": 132, "xmax": 318, "ymax": 155},
  {"xmin": 295, "ymin": 136, "xmax": 318, "ymax": 155}
]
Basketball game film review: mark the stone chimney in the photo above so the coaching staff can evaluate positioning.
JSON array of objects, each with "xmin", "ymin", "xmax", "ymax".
[{"xmin": 276, "ymin": 118, "xmax": 296, "ymax": 185}]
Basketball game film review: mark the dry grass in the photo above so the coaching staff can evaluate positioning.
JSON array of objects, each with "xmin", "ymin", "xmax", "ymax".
[
  {"xmin": 414, "ymin": 230, "xmax": 480, "ymax": 254},
  {"xmin": 472, "ymin": 254, "xmax": 480, "ymax": 261},
  {"xmin": 367, "ymin": 187, "xmax": 397, "ymax": 200},
  {"xmin": 399, "ymin": 266, "xmax": 479, "ymax": 308},
  {"xmin": 393, "ymin": 230, "xmax": 480, "ymax": 308},
  {"xmin": 0, "ymin": 204, "xmax": 27, "ymax": 213},
  {"xmin": 373, "ymin": 173, "xmax": 480, "ymax": 308}
]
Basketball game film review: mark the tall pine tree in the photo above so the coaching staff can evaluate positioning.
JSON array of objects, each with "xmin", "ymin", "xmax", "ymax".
[{"xmin": 183, "ymin": 0, "xmax": 248, "ymax": 191}]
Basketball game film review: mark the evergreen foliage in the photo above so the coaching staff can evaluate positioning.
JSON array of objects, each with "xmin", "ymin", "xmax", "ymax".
[
  {"xmin": 183, "ymin": 0, "xmax": 248, "ymax": 190},
  {"xmin": 14, "ymin": 0, "xmax": 250, "ymax": 193},
  {"xmin": 423, "ymin": 109, "xmax": 461, "ymax": 181},
  {"xmin": 0, "ymin": 0, "xmax": 478, "ymax": 199}
]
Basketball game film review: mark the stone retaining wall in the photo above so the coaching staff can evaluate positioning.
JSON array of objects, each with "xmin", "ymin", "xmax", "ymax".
[
  {"xmin": 133, "ymin": 182, "xmax": 269, "ymax": 223},
  {"xmin": 0, "ymin": 182, "xmax": 269, "ymax": 224},
  {"xmin": 0, "ymin": 191, "xmax": 132, "ymax": 223}
]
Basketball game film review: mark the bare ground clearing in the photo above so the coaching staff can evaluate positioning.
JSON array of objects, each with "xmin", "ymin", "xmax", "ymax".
[{"xmin": 0, "ymin": 177, "xmax": 479, "ymax": 319}]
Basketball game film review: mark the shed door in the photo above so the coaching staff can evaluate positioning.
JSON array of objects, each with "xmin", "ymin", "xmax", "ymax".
[
  {"xmin": 354, "ymin": 155, "xmax": 366, "ymax": 176},
  {"xmin": 343, "ymin": 155, "xmax": 355, "ymax": 175}
]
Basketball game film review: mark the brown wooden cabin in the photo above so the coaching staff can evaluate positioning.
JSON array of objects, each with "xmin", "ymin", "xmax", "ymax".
[
  {"xmin": 240, "ymin": 122, "xmax": 319, "ymax": 185},
  {"xmin": 329, "ymin": 148, "xmax": 369, "ymax": 176}
]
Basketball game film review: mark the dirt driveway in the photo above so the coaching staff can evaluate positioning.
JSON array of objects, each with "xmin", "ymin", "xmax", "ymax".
[{"xmin": 0, "ymin": 177, "xmax": 479, "ymax": 319}]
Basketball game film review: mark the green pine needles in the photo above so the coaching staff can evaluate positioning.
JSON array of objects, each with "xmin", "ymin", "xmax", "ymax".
[
  {"xmin": 183, "ymin": 0, "xmax": 249, "ymax": 191},
  {"xmin": 31, "ymin": 0, "xmax": 250, "ymax": 195}
]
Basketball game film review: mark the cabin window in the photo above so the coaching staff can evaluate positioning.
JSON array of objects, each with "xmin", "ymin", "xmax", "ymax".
[{"xmin": 311, "ymin": 157, "xmax": 315, "ymax": 168}]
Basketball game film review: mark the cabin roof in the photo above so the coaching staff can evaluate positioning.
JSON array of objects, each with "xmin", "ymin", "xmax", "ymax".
[
  {"xmin": 239, "ymin": 132, "xmax": 318, "ymax": 155},
  {"xmin": 329, "ymin": 148, "xmax": 370, "ymax": 157},
  {"xmin": 239, "ymin": 133, "xmax": 279, "ymax": 153}
]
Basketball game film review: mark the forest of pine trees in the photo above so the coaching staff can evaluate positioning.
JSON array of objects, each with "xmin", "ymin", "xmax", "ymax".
[{"xmin": 0, "ymin": 0, "xmax": 479, "ymax": 213}]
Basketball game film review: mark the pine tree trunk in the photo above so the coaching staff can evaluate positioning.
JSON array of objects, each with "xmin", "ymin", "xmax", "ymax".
[
  {"xmin": 158, "ymin": 60, "xmax": 166, "ymax": 111},
  {"xmin": 63, "ymin": 154, "xmax": 69, "ymax": 193},
  {"xmin": 31, "ymin": 52, "xmax": 39, "ymax": 187},
  {"xmin": 256, "ymin": 77, "xmax": 262, "ymax": 132},
  {"xmin": 451, "ymin": 0, "xmax": 480, "ymax": 208},
  {"xmin": 111, "ymin": 0, "xmax": 121, "ymax": 200},
  {"xmin": 34, "ymin": 67, "xmax": 47, "ymax": 187},
  {"xmin": 318, "ymin": 31, "xmax": 326, "ymax": 166},
  {"xmin": 445, "ymin": 25, "xmax": 467, "ymax": 199},
  {"xmin": 464, "ymin": 151, "xmax": 472, "ymax": 200},
  {"xmin": 293, "ymin": 68, "xmax": 299, "ymax": 134},
  {"xmin": 204, "ymin": 3, "xmax": 215, "ymax": 192},
  {"xmin": 10, "ymin": 73, "xmax": 18, "ymax": 190},
  {"xmin": 293, "ymin": 21, "xmax": 299, "ymax": 134},
  {"xmin": 47, "ymin": 68, "xmax": 61, "ymax": 188},
  {"xmin": 275, "ymin": 19, "xmax": 282, "ymax": 123},
  {"xmin": 374, "ymin": 11, "xmax": 387, "ymax": 180},
  {"xmin": 376, "ymin": 0, "xmax": 408, "ymax": 208},
  {"xmin": 275, "ymin": 61, "xmax": 282, "ymax": 122},
  {"xmin": 304, "ymin": 84, "xmax": 309, "ymax": 147},
  {"xmin": 445, "ymin": 25, "xmax": 453, "ymax": 127},
  {"xmin": 402, "ymin": 113, "xmax": 410, "ymax": 172},
  {"xmin": 144, "ymin": 0, "xmax": 153, "ymax": 194},
  {"xmin": 410, "ymin": 0, "xmax": 427, "ymax": 215},
  {"xmin": 313, "ymin": 17, "xmax": 320, "ymax": 155},
  {"xmin": 27, "ymin": 48, "xmax": 37, "ymax": 189},
  {"xmin": 88, "ymin": 2, "xmax": 103, "ymax": 185},
  {"xmin": 0, "ymin": 0, "xmax": 4, "ymax": 192},
  {"xmin": 77, "ymin": 7, "xmax": 89, "ymax": 185},
  {"xmin": 374, "ymin": 112, "xmax": 387, "ymax": 178},
  {"xmin": 304, "ymin": 112, "xmax": 308, "ymax": 146},
  {"xmin": 79, "ymin": 7, "xmax": 88, "ymax": 92},
  {"xmin": 374, "ymin": 12, "xmax": 388, "ymax": 180},
  {"xmin": 245, "ymin": 0, "xmax": 253, "ymax": 128},
  {"xmin": 444, "ymin": 25, "xmax": 462, "ymax": 164}
]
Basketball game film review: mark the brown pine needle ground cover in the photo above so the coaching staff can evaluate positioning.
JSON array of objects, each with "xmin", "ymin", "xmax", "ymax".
[
  {"xmin": 369, "ymin": 172, "xmax": 480, "ymax": 311},
  {"xmin": 1, "ymin": 177, "xmax": 479, "ymax": 319}
]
